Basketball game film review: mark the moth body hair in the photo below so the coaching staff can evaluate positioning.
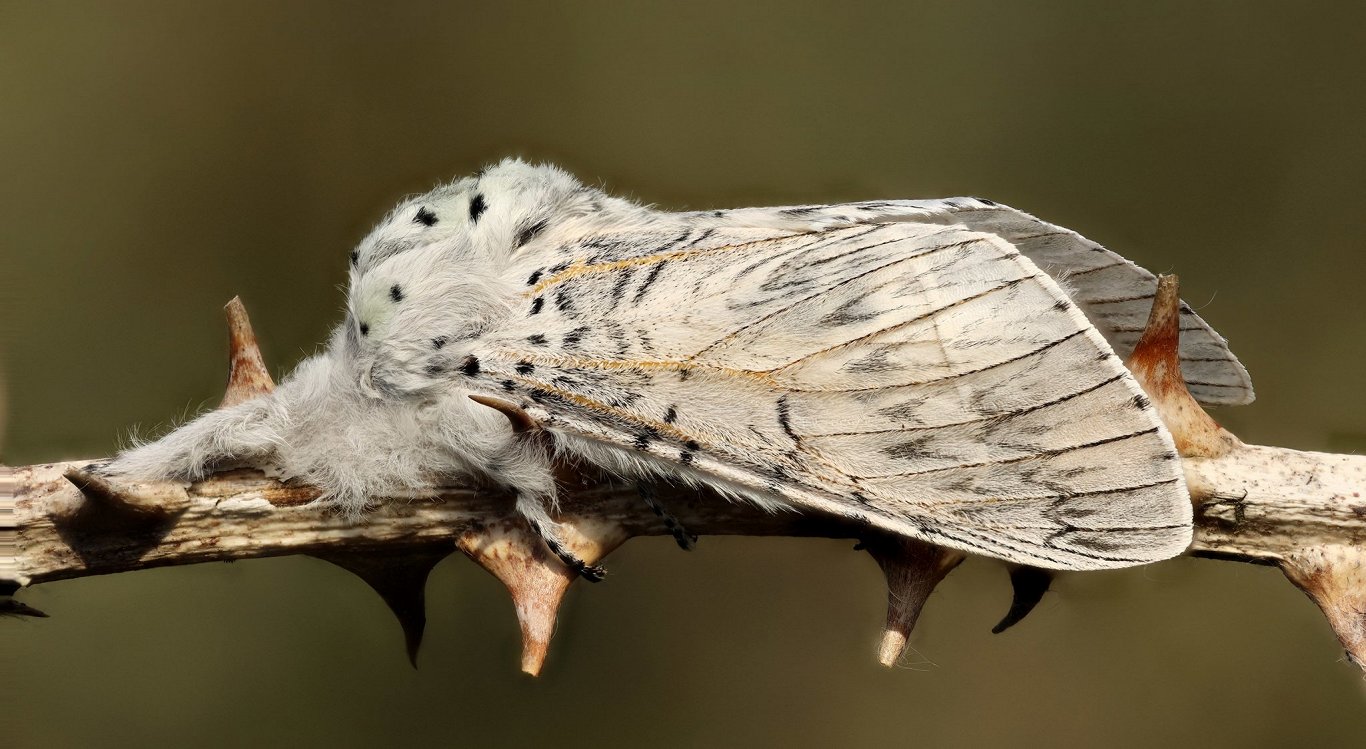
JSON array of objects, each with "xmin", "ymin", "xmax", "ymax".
[{"xmin": 105, "ymin": 158, "xmax": 1252, "ymax": 572}]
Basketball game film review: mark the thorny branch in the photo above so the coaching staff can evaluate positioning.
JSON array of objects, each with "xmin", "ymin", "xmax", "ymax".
[{"xmin": 3, "ymin": 285, "xmax": 1365, "ymax": 676}]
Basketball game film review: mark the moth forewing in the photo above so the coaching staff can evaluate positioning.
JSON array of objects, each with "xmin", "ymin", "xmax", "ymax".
[{"xmin": 474, "ymin": 219, "xmax": 1192, "ymax": 570}]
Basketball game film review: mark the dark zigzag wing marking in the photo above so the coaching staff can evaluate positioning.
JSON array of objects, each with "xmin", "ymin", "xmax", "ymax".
[
  {"xmin": 477, "ymin": 222, "xmax": 1190, "ymax": 570},
  {"xmin": 691, "ymin": 201, "xmax": 1253, "ymax": 406}
]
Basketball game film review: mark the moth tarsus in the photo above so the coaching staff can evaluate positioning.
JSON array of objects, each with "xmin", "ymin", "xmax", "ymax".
[
  {"xmin": 638, "ymin": 483, "xmax": 697, "ymax": 551},
  {"xmin": 104, "ymin": 157, "xmax": 1254, "ymax": 576}
]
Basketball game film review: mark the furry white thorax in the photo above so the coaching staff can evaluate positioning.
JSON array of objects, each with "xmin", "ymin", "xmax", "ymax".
[{"xmin": 107, "ymin": 157, "xmax": 1253, "ymax": 570}]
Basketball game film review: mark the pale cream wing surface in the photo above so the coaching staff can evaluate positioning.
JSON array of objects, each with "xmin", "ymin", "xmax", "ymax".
[
  {"xmin": 698, "ymin": 200, "xmax": 1255, "ymax": 406},
  {"xmin": 471, "ymin": 223, "xmax": 1193, "ymax": 570}
]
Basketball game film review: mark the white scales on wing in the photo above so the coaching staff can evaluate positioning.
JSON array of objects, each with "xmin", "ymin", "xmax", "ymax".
[
  {"xmin": 106, "ymin": 159, "xmax": 1251, "ymax": 575},
  {"xmin": 481, "ymin": 221, "xmax": 1193, "ymax": 570}
]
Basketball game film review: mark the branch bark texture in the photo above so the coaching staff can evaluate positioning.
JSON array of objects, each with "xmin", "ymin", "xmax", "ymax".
[{"xmin": 4, "ymin": 284, "xmax": 1365, "ymax": 675}]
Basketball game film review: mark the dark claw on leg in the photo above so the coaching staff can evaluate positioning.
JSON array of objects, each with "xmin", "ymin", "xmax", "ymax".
[{"xmin": 638, "ymin": 484, "xmax": 697, "ymax": 550}]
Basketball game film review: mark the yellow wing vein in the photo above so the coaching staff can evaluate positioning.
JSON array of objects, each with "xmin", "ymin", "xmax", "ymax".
[
  {"xmin": 766, "ymin": 268, "xmax": 1036, "ymax": 374},
  {"xmin": 691, "ymin": 237, "xmax": 988, "ymax": 359}
]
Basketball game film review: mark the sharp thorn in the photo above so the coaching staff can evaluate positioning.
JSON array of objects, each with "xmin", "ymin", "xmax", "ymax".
[
  {"xmin": 468, "ymin": 395, "xmax": 537, "ymax": 433},
  {"xmin": 314, "ymin": 547, "xmax": 451, "ymax": 668},
  {"xmin": 991, "ymin": 565, "xmax": 1053, "ymax": 634},
  {"xmin": 1, "ymin": 598, "xmax": 49, "ymax": 618},
  {"xmin": 222, "ymin": 296, "xmax": 275, "ymax": 408},
  {"xmin": 1124, "ymin": 275, "xmax": 1240, "ymax": 458},
  {"xmin": 457, "ymin": 518, "xmax": 627, "ymax": 676},
  {"xmin": 863, "ymin": 536, "xmax": 965, "ymax": 667},
  {"xmin": 62, "ymin": 465, "xmax": 189, "ymax": 519},
  {"xmin": 1282, "ymin": 545, "xmax": 1366, "ymax": 675}
]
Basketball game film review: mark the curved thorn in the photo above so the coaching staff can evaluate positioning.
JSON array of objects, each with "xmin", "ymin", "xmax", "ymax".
[
  {"xmin": 314, "ymin": 547, "xmax": 451, "ymax": 669},
  {"xmin": 992, "ymin": 565, "xmax": 1053, "ymax": 634},
  {"xmin": 1282, "ymin": 545, "xmax": 1366, "ymax": 674},
  {"xmin": 457, "ymin": 517, "xmax": 626, "ymax": 675},
  {"xmin": 62, "ymin": 466, "xmax": 189, "ymax": 519},
  {"xmin": 469, "ymin": 395, "xmax": 537, "ymax": 433},
  {"xmin": 1124, "ymin": 275, "xmax": 1240, "ymax": 458},
  {"xmin": 1, "ymin": 598, "xmax": 48, "ymax": 618},
  {"xmin": 864, "ymin": 536, "xmax": 965, "ymax": 666},
  {"xmin": 222, "ymin": 296, "xmax": 275, "ymax": 408}
]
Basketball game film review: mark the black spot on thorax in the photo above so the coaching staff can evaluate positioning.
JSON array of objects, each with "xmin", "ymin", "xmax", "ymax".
[
  {"xmin": 414, "ymin": 206, "xmax": 438, "ymax": 226},
  {"xmin": 469, "ymin": 194, "xmax": 487, "ymax": 223},
  {"xmin": 389, "ymin": 284, "xmax": 404, "ymax": 302},
  {"xmin": 517, "ymin": 219, "xmax": 549, "ymax": 248},
  {"xmin": 460, "ymin": 356, "xmax": 481, "ymax": 376}
]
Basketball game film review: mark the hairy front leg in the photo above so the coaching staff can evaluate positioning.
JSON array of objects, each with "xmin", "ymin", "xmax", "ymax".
[{"xmin": 97, "ymin": 398, "xmax": 285, "ymax": 481}]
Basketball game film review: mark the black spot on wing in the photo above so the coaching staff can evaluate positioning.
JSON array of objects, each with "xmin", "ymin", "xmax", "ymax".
[
  {"xmin": 527, "ymin": 270, "xmax": 543, "ymax": 286},
  {"xmin": 632, "ymin": 262, "xmax": 667, "ymax": 303},
  {"xmin": 554, "ymin": 287, "xmax": 575, "ymax": 313},
  {"xmin": 663, "ymin": 406, "xmax": 677, "ymax": 423},
  {"xmin": 389, "ymin": 284, "xmax": 404, "ymax": 302},
  {"xmin": 469, "ymin": 194, "xmax": 487, "ymax": 223},
  {"xmin": 610, "ymin": 267, "xmax": 636, "ymax": 306},
  {"xmin": 777, "ymin": 396, "xmax": 798, "ymax": 440},
  {"xmin": 530, "ymin": 297, "xmax": 544, "ymax": 315},
  {"xmin": 527, "ymin": 333, "xmax": 547, "ymax": 345},
  {"xmin": 563, "ymin": 326, "xmax": 589, "ymax": 348},
  {"xmin": 515, "ymin": 362, "xmax": 535, "ymax": 375},
  {"xmin": 634, "ymin": 428, "xmax": 659, "ymax": 451},
  {"xmin": 414, "ymin": 206, "xmax": 438, "ymax": 226},
  {"xmin": 432, "ymin": 336, "xmax": 448, "ymax": 349}
]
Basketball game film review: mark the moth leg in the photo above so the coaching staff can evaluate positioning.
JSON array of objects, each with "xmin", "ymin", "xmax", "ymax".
[
  {"xmin": 515, "ymin": 492, "xmax": 606, "ymax": 582},
  {"xmin": 638, "ymin": 484, "xmax": 697, "ymax": 551}
]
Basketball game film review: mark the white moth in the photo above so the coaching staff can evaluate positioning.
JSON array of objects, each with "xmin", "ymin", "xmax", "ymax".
[{"xmin": 103, "ymin": 158, "xmax": 1252, "ymax": 578}]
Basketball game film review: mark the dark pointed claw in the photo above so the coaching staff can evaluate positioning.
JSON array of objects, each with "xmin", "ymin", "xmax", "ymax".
[{"xmin": 992, "ymin": 565, "xmax": 1053, "ymax": 634}]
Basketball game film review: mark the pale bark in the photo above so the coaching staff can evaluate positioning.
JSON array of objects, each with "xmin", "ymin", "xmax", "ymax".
[{"xmin": 3, "ymin": 284, "xmax": 1364, "ymax": 676}]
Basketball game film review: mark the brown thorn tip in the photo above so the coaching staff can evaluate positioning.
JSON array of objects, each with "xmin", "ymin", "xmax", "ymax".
[
  {"xmin": 222, "ymin": 296, "xmax": 275, "ymax": 408},
  {"xmin": 469, "ymin": 395, "xmax": 537, "ymax": 433},
  {"xmin": 1124, "ymin": 275, "xmax": 1239, "ymax": 459},
  {"xmin": 1282, "ymin": 546, "xmax": 1366, "ymax": 674},
  {"xmin": 992, "ymin": 565, "xmax": 1053, "ymax": 634},
  {"xmin": 457, "ymin": 519, "xmax": 627, "ymax": 676},
  {"xmin": 864, "ymin": 537, "xmax": 965, "ymax": 667}
]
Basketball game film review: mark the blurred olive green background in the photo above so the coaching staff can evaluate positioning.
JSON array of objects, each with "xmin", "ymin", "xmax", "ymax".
[{"xmin": 4, "ymin": 1, "xmax": 1366, "ymax": 747}]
